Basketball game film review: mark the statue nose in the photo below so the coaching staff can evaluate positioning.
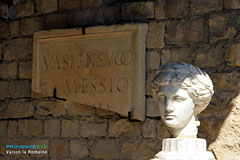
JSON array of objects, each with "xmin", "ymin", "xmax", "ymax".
[{"xmin": 165, "ymin": 100, "xmax": 174, "ymax": 114}]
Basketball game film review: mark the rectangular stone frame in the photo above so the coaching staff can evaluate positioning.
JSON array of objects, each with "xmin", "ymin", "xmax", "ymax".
[{"xmin": 32, "ymin": 24, "xmax": 148, "ymax": 121}]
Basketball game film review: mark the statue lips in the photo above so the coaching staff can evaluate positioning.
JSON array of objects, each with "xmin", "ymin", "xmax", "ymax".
[{"xmin": 164, "ymin": 114, "xmax": 176, "ymax": 120}]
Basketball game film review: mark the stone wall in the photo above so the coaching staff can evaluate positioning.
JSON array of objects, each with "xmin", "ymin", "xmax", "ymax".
[{"xmin": 0, "ymin": 0, "xmax": 240, "ymax": 159}]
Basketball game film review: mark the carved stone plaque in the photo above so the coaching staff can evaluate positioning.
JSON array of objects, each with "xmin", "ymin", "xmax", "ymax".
[{"xmin": 32, "ymin": 24, "xmax": 148, "ymax": 121}]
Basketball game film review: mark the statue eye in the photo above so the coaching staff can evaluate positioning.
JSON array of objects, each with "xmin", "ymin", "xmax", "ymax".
[{"xmin": 174, "ymin": 96, "xmax": 186, "ymax": 102}]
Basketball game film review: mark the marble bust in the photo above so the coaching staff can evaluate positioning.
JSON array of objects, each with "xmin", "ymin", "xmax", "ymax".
[{"xmin": 151, "ymin": 62, "xmax": 215, "ymax": 160}]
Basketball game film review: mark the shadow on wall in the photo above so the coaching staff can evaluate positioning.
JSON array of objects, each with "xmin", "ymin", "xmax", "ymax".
[{"xmin": 198, "ymin": 71, "xmax": 240, "ymax": 159}]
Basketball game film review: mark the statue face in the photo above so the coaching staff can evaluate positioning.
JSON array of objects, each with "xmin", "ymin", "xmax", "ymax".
[{"xmin": 156, "ymin": 85, "xmax": 195, "ymax": 128}]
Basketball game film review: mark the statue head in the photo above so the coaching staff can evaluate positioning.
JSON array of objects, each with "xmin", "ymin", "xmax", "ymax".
[{"xmin": 151, "ymin": 62, "xmax": 214, "ymax": 138}]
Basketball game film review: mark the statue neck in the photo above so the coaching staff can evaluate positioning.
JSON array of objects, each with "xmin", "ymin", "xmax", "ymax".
[{"xmin": 168, "ymin": 115, "xmax": 199, "ymax": 138}]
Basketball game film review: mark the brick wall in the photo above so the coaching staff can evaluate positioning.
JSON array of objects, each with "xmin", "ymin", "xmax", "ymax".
[{"xmin": 0, "ymin": 0, "xmax": 240, "ymax": 159}]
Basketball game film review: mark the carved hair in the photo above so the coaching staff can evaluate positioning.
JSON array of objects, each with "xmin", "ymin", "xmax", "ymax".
[{"xmin": 151, "ymin": 62, "xmax": 214, "ymax": 115}]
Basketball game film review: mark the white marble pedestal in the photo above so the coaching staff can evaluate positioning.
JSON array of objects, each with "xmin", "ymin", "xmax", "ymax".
[{"xmin": 152, "ymin": 138, "xmax": 215, "ymax": 160}]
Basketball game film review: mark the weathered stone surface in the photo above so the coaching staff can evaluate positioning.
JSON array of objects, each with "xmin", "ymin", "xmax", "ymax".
[
  {"xmin": 0, "ymin": 62, "xmax": 18, "ymax": 79},
  {"xmin": 59, "ymin": 0, "xmax": 81, "ymax": 10},
  {"xmin": 0, "ymin": 2, "xmax": 9, "ymax": 19},
  {"xmin": 166, "ymin": 18, "xmax": 207, "ymax": 44},
  {"xmin": 161, "ymin": 47, "xmax": 193, "ymax": 65},
  {"xmin": 146, "ymin": 98, "xmax": 160, "ymax": 117},
  {"xmin": 96, "ymin": 108, "xmax": 116, "ymax": 116},
  {"xmin": 36, "ymin": 100, "xmax": 67, "ymax": 117},
  {"xmin": 10, "ymin": 20, "xmax": 19, "ymax": 37},
  {"xmin": 33, "ymin": 24, "xmax": 147, "ymax": 121},
  {"xmin": 20, "ymin": 17, "xmax": 43, "ymax": 36},
  {"xmin": 37, "ymin": 0, "xmax": 57, "ymax": 14},
  {"xmin": 19, "ymin": 61, "xmax": 32, "ymax": 79},
  {"xmin": 0, "ymin": 121, "xmax": 7, "ymax": 137},
  {"xmin": 70, "ymin": 139, "xmax": 89, "ymax": 158},
  {"xmin": 190, "ymin": 0, "xmax": 223, "ymax": 16},
  {"xmin": 157, "ymin": 121, "xmax": 171, "ymax": 142},
  {"xmin": 16, "ymin": 0, "xmax": 34, "ymax": 18},
  {"xmin": 7, "ymin": 121, "xmax": 17, "ymax": 137},
  {"xmin": 3, "ymin": 38, "xmax": 32, "ymax": 61},
  {"xmin": 0, "ymin": 81, "xmax": 9, "ymax": 100},
  {"xmin": 0, "ymin": 21, "xmax": 9, "ymax": 39},
  {"xmin": 109, "ymin": 119, "xmax": 141, "ymax": 137},
  {"xmin": 224, "ymin": 0, "xmax": 240, "ymax": 9},
  {"xmin": 147, "ymin": 51, "xmax": 160, "ymax": 70},
  {"xmin": 225, "ymin": 44, "xmax": 240, "ymax": 67},
  {"xmin": 9, "ymin": 80, "xmax": 31, "ymax": 98},
  {"xmin": 0, "ymin": 100, "xmax": 34, "ymax": 119},
  {"xmin": 64, "ymin": 101, "xmax": 95, "ymax": 116},
  {"xmin": 142, "ymin": 118, "xmax": 157, "ymax": 138},
  {"xmin": 121, "ymin": 2, "xmax": 154, "ymax": 21},
  {"xmin": 132, "ymin": 142, "xmax": 155, "ymax": 160},
  {"xmin": 61, "ymin": 120, "xmax": 79, "ymax": 137},
  {"xmin": 147, "ymin": 22, "xmax": 165, "ymax": 49},
  {"xmin": 82, "ymin": 0, "xmax": 103, "ymax": 8},
  {"xmin": 80, "ymin": 122, "xmax": 107, "ymax": 137},
  {"xmin": 18, "ymin": 120, "xmax": 43, "ymax": 136},
  {"xmin": 146, "ymin": 72, "xmax": 157, "ymax": 96},
  {"xmin": 90, "ymin": 139, "xmax": 120, "ymax": 159},
  {"xmin": 155, "ymin": 0, "xmax": 188, "ymax": 19},
  {"xmin": 209, "ymin": 14, "xmax": 237, "ymax": 43},
  {"xmin": 45, "ymin": 119, "xmax": 60, "ymax": 137},
  {"xmin": 0, "ymin": 43, "xmax": 2, "ymax": 60},
  {"xmin": 43, "ymin": 13, "xmax": 68, "ymax": 29},
  {"xmin": 50, "ymin": 139, "xmax": 69, "ymax": 158},
  {"xmin": 194, "ymin": 45, "xmax": 224, "ymax": 68},
  {"xmin": 68, "ymin": 7, "xmax": 120, "ymax": 26}
]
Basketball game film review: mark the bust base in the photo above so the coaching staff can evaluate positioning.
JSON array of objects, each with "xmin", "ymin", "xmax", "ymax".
[{"xmin": 152, "ymin": 138, "xmax": 215, "ymax": 160}]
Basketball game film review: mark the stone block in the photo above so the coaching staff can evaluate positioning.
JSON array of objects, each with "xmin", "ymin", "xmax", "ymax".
[
  {"xmin": 121, "ymin": 2, "xmax": 154, "ymax": 21},
  {"xmin": 209, "ymin": 14, "xmax": 237, "ymax": 43},
  {"xmin": 0, "ymin": 62, "xmax": 18, "ymax": 79},
  {"xmin": 59, "ymin": 0, "xmax": 81, "ymax": 10},
  {"xmin": 190, "ymin": 0, "xmax": 223, "ymax": 16},
  {"xmin": 132, "ymin": 143, "xmax": 155, "ymax": 160},
  {"xmin": 0, "ymin": 81, "xmax": 9, "ymax": 100},
  {"xmin": 142, "ymin": 118, "xmax": 157, "ymax": 138},
  {"xmin": 3, "ymin": 38, "xmax": 32, "ymax": 61},
  {"xmin": 0, "ymin": 21, "xmax": 9, "ymax": 39},
  {"xmin": 146, "ymin": 98, "xmax": 160, "ymax": 117},
  {"xmin": 68, "ymin": 7, "xmax": 120, "ymax": 27},
  {"xmin": 157, "ymin": 121, "xmax": 171, "ymax": 142},
  {"xmin": 225, "ymin": 44, "xmax": 240, "ymax": 67},
  {"xmin": 90, "ymin": 139, "xmax": 120, "ymax": 159},
  {"xmin": 36, "ymin": 100, "xmax": 67, "ymax": 117},
  {"xmin": 109, "ymin": 119, "xmax": 141, "ymax": 137},
  {"xmin": 70, "ymin": 139, "xmax": 89, "ymax": 158},
  {"xmin": 0, "ymin": 121, "xmax": 7, "ymax": 137},
  {"xmin": 19, "ymin": 61, "xmax": 32, "ymax": 79},
  {"xmin": 16, "ymin": 0, "xmax": 34, "ymax": 18},
  {"xmin": 96, "ymin": 108, "xmax": 116, "ymax": 116},
  {"xmin": 61, "ymin": 120, "xmax": 79, "ymax": 137},
  {"xmin": 0, "ymin": 2, "xmax": 9, "ymax": 19},
  {"xmin": 166, "ymin": 18, "xmax": 207, "ymax": 44},
  {"xmin": 37, "ymin": 0, "xmax": 57, "ymax": 14},
  {"xmin": 9, "ymin": 80, "xmax": 31, "ymax": 98},
  {"xmin": 30, "ymin": 138, "xmax": 49, "ymax": 157},
  {"xmin": 146, "ymin": 72, "xmax": 157, "ymax": 96},
  {"xmin": 64, "ymin": 101, "xmax": 94, "ymax": 116},
  {"xmin": 18, "ymin": 120, "xmax": 43, "ymax": 136},
  {"xmin": 80, "ymin": 122, "xmax": 107, "ymax": 137},
  {"xmin": 194, "ymin": 45, "xmax": 224, "ymax": 68},
  {"xmin": 43, "ymin": 13, "xmax": 68, "ymax": 29},
  {"xmin": 50, "ymin": 139, "xmax": 68, "ymax": 158},
  {"xmin": 82, "ymin": 0, "xmax": 103, "ymax": 8},
  {"xmin": 224, "ymin": 0, "xmax": 240, "ymax": 9},
  {"xmin": 147, "ymin": 51, "xmax": 160, "ymax": 70},
  {"xmin": 45, "ymin": 119, "xmax": 60, "ymax": 137},
  {"xmin": 0, "ymin": 43, "xmax": 2, "ymax": 60},
  {"xmin": 0, "ymin": 100, "xmax": 34, "ymax": 119},
  {"xmin": 147, "ymin": 22, "xmax": 165, "ymax": 49},
  {"xmin": 10, "ymin": 20, "xmax": 19, "ymax": 37},
  {"xmin": 161, "ymin": 47, "xmax": 193, "ymax": 65},
  {"xmin": 7, "ymin": 121, "xmax": 17, "ymax": 137},
  {"xmin": 155, "ymin": 0, "xmax": 188, "ymax": 19},
  {"xmin": 20, "ymin": 17, "xmax": 42, "ymax": 36}
]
